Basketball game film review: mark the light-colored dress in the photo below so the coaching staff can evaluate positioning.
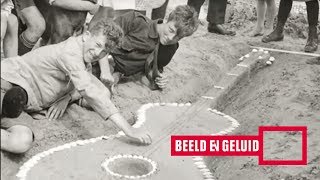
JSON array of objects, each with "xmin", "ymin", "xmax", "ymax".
[{"xmin": 1, "ymin": 0, "xmax": 14, "ymax": 17}]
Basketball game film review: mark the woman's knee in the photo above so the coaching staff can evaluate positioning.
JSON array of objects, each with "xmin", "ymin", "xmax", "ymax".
[{"xmin": 7, "ymin": 125, "xmax": 33, "ymax": 153}]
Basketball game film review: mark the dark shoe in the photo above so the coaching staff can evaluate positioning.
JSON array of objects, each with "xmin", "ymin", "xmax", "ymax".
[
  {"xmin": 306, "ymin": 57, "xmax": 320, "ymax": 65},
  {"xmin": 2, "ymin": 86, "xmax": 27, "ymax": 118},
  {"xmin": 304, "ymin": 27, "xmax": 318, "ymax": 53},
  {"xmin": 262, "ymin": 30, "xmax": 284, "ymax": 43},
  {"xmin": 208, "ymin": 23, "xmax": 236, "ymax": 36}
]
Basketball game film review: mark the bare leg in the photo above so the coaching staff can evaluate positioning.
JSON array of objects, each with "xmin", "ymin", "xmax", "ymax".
[
  {"xmin": 3, "ymin": 14, "xmax": 18, "ymax": 57},
  {"xmin": 1, "ymin": 13, "xmax": 8, "ymax": 56},
  {"xmin": 1, "ymin": 125, "xmax": 33, "ymax": 154},
  {"xmin": 251, "ymin": 0, "xmax": 266, "ymax": 37},
  {"xmin": 18, "ymin": 6, "xmax": 45, "ymax": 55},
  {"xmin": 265, "ymin": 0, "xmax": 276, "ymax": 34}
]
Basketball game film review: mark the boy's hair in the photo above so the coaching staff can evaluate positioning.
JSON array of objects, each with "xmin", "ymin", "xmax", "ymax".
[
  {"xmin": 89, "ymin": 19, "xmax": 124, "ymax": 52},
  {"xmin": 168, "ymin": 5, "xmax": 199, "ymax": 39}
]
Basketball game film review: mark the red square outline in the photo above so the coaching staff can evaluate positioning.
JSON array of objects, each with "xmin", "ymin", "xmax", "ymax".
[{"xmin": 258, "ymin": 126, "xmax": 307, "ymax": 165}]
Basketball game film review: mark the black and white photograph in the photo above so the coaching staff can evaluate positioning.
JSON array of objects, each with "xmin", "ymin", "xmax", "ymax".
[{"xmin": 1, "ymin": 0, "xmax": 319, "ymax": 179}]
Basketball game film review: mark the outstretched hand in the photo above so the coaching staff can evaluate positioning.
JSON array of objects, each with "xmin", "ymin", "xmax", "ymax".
[
  {"xmin": 46, "ymin": 96, "xmax": 71, "ymax": 121},
  {"xmin": 125, "ymin": 128, "xmax": 152, "ymax": 145}
]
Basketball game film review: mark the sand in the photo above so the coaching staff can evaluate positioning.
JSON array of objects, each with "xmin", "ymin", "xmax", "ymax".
[
  {"xmin": 1, "ymin": 0, "xmax": 320, "ymax": 179},
  {"xmin": 208, "ymin": 53, "xmax": 320, "ymax": 180}
]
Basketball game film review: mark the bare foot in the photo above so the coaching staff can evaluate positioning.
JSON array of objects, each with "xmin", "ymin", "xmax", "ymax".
[{"xmin": 250, "ymin": 27, "xmax": 264, "ymax": 37}]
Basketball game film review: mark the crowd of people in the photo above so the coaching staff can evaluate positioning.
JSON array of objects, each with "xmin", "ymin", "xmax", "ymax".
[{"xmin": 0, "ymin": 0, "xmax": 319, "ymax": 154}]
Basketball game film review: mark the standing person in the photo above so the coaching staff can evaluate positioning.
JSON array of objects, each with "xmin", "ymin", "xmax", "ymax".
[
  {"xmin": 13, "ymin": 0, "xmax": 46, "ymax": 55},
  {"xmin": 262, "ymin": 0, "xmax": 319, "ymax": 53},
  {"xmin": 1, "ymin": 19, "xmax": 151, "ymax": 154},
  {"xmin": 187, "ymin": 0, "xmax": 236, "ymax": 36},
  {"xmin": 1, "ymin": 0, "xmax": 18, "ymax": 57},
  {"xmin": 250, "ymin": 0, "xmax": 276, "ymax": 37}
]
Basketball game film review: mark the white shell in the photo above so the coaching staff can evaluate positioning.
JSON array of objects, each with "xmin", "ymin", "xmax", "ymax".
[
  {"xmin": 244, "ymin": 54, "xmax": 250, "ymax": 58},
  {"xmin": 153, "ymin": 103, "xmax": 160, "ymax": 106},
  {"xmin": 266, "ymin": 61, "xmax": 272, "ymax": 65},
  {"xmin": 264, "ymin": 50, "xmax": 269, "ymax": 54},
  {"xmin": 203, "ymin": 172, "xmax": 213, "ymax": 176},
  {"xmin": 204, "ymin": 174, "xmax": 214, "ymax": 178},
  {"xmin": 195, "ymin": 162, "xmax": 205, "ymax": 166},
  {"xmin": 192, "ymin": 157, "xmax": 203, "ymax": 161},
  {"xmin": 200, "ymin": 168, "xmax": 210, "ymax": 172},
  {"xmin": 197, "ymin": 164, "xmax": 207, "ymax": 169},
  {"xmin": 258, "ymin": 56, "xmax": 263, "ymax": 59},
  {"xmin": 269, "ymin": 57, "xmax": 275, "ymax": 61},
  {"xmin": 252, "ymin": 49, "xmax": 258, "ymax": 52},
  {"xmin": 239, "ymin": 56, "xmax": 244, "ymax": 61},
  {"xmin": 117, "ymin": 131, "xmax": 125, "ymax": 136}
]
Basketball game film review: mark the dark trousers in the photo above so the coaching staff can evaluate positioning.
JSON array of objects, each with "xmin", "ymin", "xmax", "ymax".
[{"xmin": 187, "ymin": 0, "xmax": 227, "ymax": 25}]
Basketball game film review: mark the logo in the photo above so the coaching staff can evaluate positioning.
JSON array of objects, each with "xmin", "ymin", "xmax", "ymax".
[{"xmin": 171, "ymin": 126, "xmax": 307, "ymax": 165}]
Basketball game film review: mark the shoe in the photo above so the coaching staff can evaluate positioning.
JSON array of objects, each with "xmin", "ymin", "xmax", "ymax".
[
  {"xmin": 2, "ymin": 86, "xmax": 27, "ymax": 118},
  {"xmin": 262, "ymin": 30, "xmax": 284, "ymax": 43},
  {"xmin": 306, "ymin": 57, "xmax": 320, "ymax": 65},
  {"xmin": 208, "ymin": 23, "xmax": 236, "ymax": 36},
  {"xmin": 304, "ymin": 27, "xmax": 318, "ymax": 53}
]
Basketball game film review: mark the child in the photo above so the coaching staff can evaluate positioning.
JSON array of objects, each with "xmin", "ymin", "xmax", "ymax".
[
  {"xmin": 1, "ymin": 19, "xmax": 151, "ymax": 154},
  {"xmin": 94, "ymin": 5, "xmax": 199, "ymax": 90},
  {"xmin": 1, "ymin": 0, "xmax": 18, "ymax": 57},
  {"xmin": 251, "ymin": 0, "xmax": 276, "ymax": 37},
  {"xmin": 46, "ymin": 5, "xmax": 199, "ymax": 125}
]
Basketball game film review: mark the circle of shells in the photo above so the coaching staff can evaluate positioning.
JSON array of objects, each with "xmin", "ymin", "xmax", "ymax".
[{"xmin": 101, "ymin": 154, "xmax": 157, "ymax": 179}]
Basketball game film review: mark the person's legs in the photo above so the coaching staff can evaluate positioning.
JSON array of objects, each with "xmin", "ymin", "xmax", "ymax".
[
  {"xmin": 151, "ymin": 0, "xmax": 169, "ymax": 20},
  {"xmin": 1, "ymin": 13, "xmax": 8, "ymax": 49},
  {"xmin": 3, "ymin": 14, "xmax": 18, "ymax": 57},
  {"xmin": 187, "ymin": 0, "xmax": 205, "ymax": 17},
  {"xmin": 304, "ymin": 0, "xmax": 319, "ymax": 52},
  {"xmin": 262, "ymin": 0, "xmax": 292, "ymax": 43},
  {"xmin": 1, "ymin": 125, "xmax": 33, "ymax": 153},
  {"xmin": 251, "ymin": 0, "xmax": 266, "ymax": 37},
  {"xmin": 207, "ymin": 0, "xmax": 235, "ymax": 36},
  {"xmin": 264, "ymin": 0, "xmax": 276, "ymax": 34},
  {"xmin": 1, "ymin": 79, "xmax": 28, "ymax": 118},
  {"xmin": 16, "ymin": 0, "xmax": 45, "ymax": 55}
]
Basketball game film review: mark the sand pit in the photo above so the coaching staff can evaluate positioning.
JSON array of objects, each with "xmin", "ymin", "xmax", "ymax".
[
  {"xmin": 2, "ymin": 0, "xmax": 320, "ymax": 179},
  {"xmin": 14, "ymin": 47, "xmax": 273, "ymax": 180},
  {"xmin": 206, "ymin": 53, "xmax": 320, "ymax": 180},
  {"xmin": 16, "ymin": 103, "xmax": 239, "ymax": 180}
]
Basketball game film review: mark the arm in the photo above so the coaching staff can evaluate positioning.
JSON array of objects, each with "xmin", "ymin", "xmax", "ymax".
[
  {"xmin": 49, "ymin": 0, "xmax": 98, "ymax": 11},
  {"xmin": 71, "ymin": 71, "xmax": 151, "ymax": 144},
  {"xmin": 98, "ymin": 55, "xmax": 114, "ymax": 84}
]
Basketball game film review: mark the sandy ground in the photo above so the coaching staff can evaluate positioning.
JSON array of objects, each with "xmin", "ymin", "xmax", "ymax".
[
  {"xmin": 1, "ymin": 0, "xmax": 320, "ymax": 179},
  {"xmin": 208, "ymin": 53, "xmax": 320, "ymax": 180}
]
